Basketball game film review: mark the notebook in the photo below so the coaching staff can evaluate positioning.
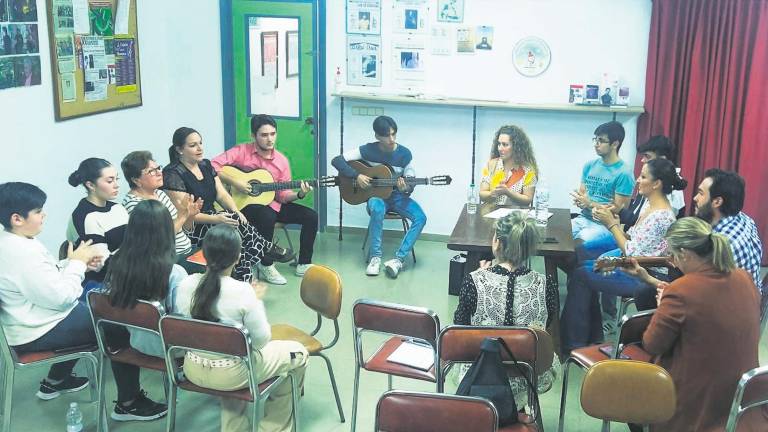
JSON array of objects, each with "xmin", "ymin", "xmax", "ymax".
[
  {"xmin": 386, "ymin": 340, "xmax": 435, "ymax": 371},
  {"xmin": 186, "ymin": 249, "xmax": 206, "ymax": 266}
]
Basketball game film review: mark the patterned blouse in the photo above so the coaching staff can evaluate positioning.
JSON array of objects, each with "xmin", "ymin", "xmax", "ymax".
[
  {"xmin": 453, "ymin": 265, "xmax": 561, "ymax": 408},
  {"xmin": 480, "ymin": 158, "xmax": 537, "ymax": 205},
  {"xmin": 626, "ymin": 208, "xmax": 676, "ymax": 273}
]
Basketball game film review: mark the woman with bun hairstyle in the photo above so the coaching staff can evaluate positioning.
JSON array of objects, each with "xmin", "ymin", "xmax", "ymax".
[
  {"xmin": 627, "ymin": 217, "xmax": 764, "ymax": 431},
  {"xmin": 162, "ymin": 127, "xmax": 293, "ymax": 282},
  {"xmin": 67, "ymin": 158, "xmax": 129, "ymax": 284},
  {"xmin": 560, "ymin": 158, "xmax": 687, "ymax": 356}
]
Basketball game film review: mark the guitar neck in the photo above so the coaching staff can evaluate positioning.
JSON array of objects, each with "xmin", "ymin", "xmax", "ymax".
[
  {"xmin": 367, "ymin": 177, "xmax": 429, "ymax": 187},
  {"xmin": 633, "ymin": 257, "xmax": 672, "ymax": 266},
  {"xmin": 256, "ymin": 179, "xmax": 316, "ymax": 192}
]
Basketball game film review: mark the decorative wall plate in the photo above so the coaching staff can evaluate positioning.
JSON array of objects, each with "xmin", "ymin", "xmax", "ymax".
[{"xmin": 512, "ymin": 36, "xmax": 551, "ymax": 77}]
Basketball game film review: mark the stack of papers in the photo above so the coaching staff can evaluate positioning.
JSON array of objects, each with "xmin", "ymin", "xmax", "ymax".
[
  {"xmin": 483, "ymin": 208, "xmax": 553, "ymax": 220},
  {"xmin": 386, "ymin": 340, "xmax": 434, "ymax": 371}
]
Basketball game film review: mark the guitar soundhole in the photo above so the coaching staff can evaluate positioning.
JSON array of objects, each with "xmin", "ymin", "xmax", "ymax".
[{"xmin": 250, "ymin": 181, "xmax": 262, "ymax": 197}]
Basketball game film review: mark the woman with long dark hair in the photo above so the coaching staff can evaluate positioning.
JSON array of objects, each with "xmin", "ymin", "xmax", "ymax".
[
  {"xmin": 162, "ymin": 127, "xmax": 292, "ymax": 282},
  {"xmin": 105, "ymin": 199, "xmax": 187, "ymax": 357},
  {"xmin": 176, "ymin": 225, "xmax": 307, "ymax": 432}
]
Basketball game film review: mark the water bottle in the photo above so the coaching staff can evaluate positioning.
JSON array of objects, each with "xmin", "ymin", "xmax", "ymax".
[
  {"xmin": 467, "ymin": 184, "xmax": 480, "ymax": 215},
  {"xmin": 535, "ymin": 178, "xmax": 550, "ymax": 228},
  {"xmin": 66, "ymin": 402, "xmax": 83, "ymax": 432},
  {"xmin": 334, "ymin": 66, "xmax": 342, "ymax": 92}
]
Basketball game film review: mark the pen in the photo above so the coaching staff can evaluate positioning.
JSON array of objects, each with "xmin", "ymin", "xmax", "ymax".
[{"xmin": 402, "ymin": 338, "xmax": 432, "ymax": 348}]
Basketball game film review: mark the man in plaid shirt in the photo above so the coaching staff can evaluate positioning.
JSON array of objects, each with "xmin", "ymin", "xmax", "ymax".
[{"xmin": 693, "ymin": 169, "xmax": 763, "ymax": 289}]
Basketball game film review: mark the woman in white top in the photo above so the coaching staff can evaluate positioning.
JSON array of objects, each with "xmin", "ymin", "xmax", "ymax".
[
  {"xmin": 120, "ymin": 150, "xmax": 202, "ymax": 272},
  {"xmin": 453, "ymin": 212, "xmax": 560, "ymax": 410},
  {"xmin": 176, "ymin": 224, "xmax": 307, "ymax": 432},
  {"xmin": 479, "ymin": 125, "xmax": 539, "ymax": 206}
]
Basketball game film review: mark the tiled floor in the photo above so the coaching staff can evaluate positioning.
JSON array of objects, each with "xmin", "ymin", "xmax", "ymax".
[{"xmin": 6, "ymin": 231, "xmax": 767, "ymax": 431}]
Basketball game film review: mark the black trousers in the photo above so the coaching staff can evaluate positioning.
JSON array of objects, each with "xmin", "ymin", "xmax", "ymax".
[{"xmin": 242, "ymin": 202, "xmax": 318, "ymax": 265}]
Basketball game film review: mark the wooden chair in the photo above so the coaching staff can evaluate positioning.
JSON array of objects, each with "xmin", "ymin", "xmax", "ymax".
[
  {"xmin": 361, "ymin": 212, "xmax": 417, "ymax": 263},
  {"xmin": 87, "ymin": 291, "xmax": 170, "ymax": 430},
  {"xmin": 580, "ymin": 360, "xmax": 676, "ymax": 432},
  {"xmin": 375, "ymin": 390, "xmax": 498, "ymax": 432},
  {"xmin": 350, "ymin": 299, "xmax": 440, "ymax": 432},
  {"xmin": 0, "ymin": 320, "xmax": 99, "ymax": 431},
  {"xmin": 270, "ymin": 264, "xmax": 345, "ymax": 422},
  {"xmin": 159, "ymin": 315, "xmax": 300, "ymax": 432},
  {"xmin": 725, "ymin": 365, "xmax": 768, "ymax": 431},
  {"xmin": 437, "ymin": 325, "xmax": 552, "ymax": 431},
  {"xmin": 558, "ymin": 309, "xmax": 654, "ymax": 432}
]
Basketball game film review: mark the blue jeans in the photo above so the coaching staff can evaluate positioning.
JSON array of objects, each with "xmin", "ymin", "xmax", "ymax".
[
  {"xmin": 366, "ymin": 192, "xmax": 427, "ymax": 261},
  {"xmin": 559, "ymin": 249, "xmax": 659, "ymax": 355},
  {"xmin": 571, "ymin": 215, "xmax": 618, "ymax": 260}
]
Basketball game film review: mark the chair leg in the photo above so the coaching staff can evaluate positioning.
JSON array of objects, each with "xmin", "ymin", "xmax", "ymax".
[
  {"xmin": 162, "ymin": 373, "xmax": 169, "ymax": 403},
  {"xmin": 558, "ymin": 358, "xmax": 575, "ymax": 432},
  {"xmin": 601, "ymin": 420, "xmax": 611, "ymax": 432},
  {"xmin": 165, "ymin": 383, "xmax": 177, "ymax": 432},
  {"xmin": 351, "ymin": 366, "xmax": 361, "ymax": 432},
  {"xmin": 387, "ymin": 374, "xmax": 393, "ymax": 391},
  {"xmin": 317, "ymin": 353, "xmax": 345, "ymax": 422},
  {"xmin": 96, "ymin": 357, "xmax": 108, "ymax": 432},
  {"xmin": 86, "ymin": 356, "xmax": 98, "ymax": 403},
  {"xmin": 2, "ymin": 369, "xmax": 13, "ymax": 432},
  {"xmin": 252, "ymin": 396, "xmax": 262, "ymax": 432},
  {"xmin": 290, "ymin": 372, "xmax": 300, "ymax": 432},
  {"xmin": 280, "ymin": 226, "xmax": 298, "ymax": 266}
]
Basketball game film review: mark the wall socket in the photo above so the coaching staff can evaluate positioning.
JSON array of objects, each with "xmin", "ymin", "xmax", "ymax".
[{"xmin": 351, "ymin": 106, "xmax": 384, "ymax": 116}]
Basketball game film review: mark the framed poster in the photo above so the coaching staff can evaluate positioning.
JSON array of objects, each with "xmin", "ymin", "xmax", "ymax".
[
  {"xmin": 437, "ymin": 0, "xmax": 463, "ymax": 23},
  {"xmin": 260, "ymin": 30, "xmax": 277, "ymax": 88},
  {"xmin": 286, "ymin": 30, "xmax": 298, "ymax": 77},
  {"xmin": 346, "ymin": 34, "xmax": 381, "ymax": 87},
  {"xmin": 346, "ymin": 0, "xmax": 380, "ymax": 35}
]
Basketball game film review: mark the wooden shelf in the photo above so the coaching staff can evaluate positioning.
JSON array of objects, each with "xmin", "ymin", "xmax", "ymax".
[{"xmin": 332, "ymin": 90, "xmax": 645, "ymax": 115}]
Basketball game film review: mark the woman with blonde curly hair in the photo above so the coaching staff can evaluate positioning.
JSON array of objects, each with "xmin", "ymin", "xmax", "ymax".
[{"xmin": 479, "ymin": 125, "xmax": 539, "ymax": 206}]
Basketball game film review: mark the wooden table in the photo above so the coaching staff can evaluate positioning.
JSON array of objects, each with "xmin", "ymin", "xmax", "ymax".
[
  {"xmin": 447, "ymin": 204, "xmax": 575, "ymax": 286},
  {"xmin": 447, "ymin": 204, "xmax": 575, "ymax": 353}
]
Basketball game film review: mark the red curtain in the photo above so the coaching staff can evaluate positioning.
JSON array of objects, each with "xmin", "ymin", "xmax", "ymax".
[{"xmin": 638, "ymin": 0, "xmax": 768, "ymax": 262}]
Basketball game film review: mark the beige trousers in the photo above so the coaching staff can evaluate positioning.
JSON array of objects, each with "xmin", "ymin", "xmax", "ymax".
[{"xmin": 183, "ymin": 340, "xmax": 308, "ymax": 432}]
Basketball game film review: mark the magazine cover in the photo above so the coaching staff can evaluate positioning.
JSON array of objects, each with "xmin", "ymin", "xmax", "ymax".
[{"xmin": 569, "ymin": 84, "xmax": 584, "ymax": 104}]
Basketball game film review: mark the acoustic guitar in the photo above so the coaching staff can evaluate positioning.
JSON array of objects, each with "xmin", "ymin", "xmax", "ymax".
[
  {"xmin": 593, "ymin": 256, "xmax": 673, "ymax": 274},
  {"xmin": 337, "ymin": 160, "xmax": 452, "ymax": 205},
  {"xmin": 219, "ymin": 166, "xmax": 338, "ymax": 210}
]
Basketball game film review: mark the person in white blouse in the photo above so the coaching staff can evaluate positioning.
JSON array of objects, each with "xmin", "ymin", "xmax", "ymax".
[{"xmin": 176, "ymin": 224, "xmax": 307, "ymax": 432}]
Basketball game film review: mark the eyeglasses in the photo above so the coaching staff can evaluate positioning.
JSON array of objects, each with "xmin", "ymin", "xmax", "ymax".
[
  {"xmin": 592, "ymin": 137, "xmax": 610, "ymax": 145},
  {"xmin": 144, "ymin": 165, "xmax": 163, "ymax": 176}
]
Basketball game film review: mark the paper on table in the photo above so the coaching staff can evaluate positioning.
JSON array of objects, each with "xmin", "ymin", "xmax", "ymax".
[
  {"xmin": 483, "ymin": 208, "xmax": 553, "ymax": 220},
  {"xmin": 386, "ymin": 340, "xmax": 434, "ymax": 371}
]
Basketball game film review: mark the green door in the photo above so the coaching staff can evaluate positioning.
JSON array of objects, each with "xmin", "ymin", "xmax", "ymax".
[{"xmin": 222, "ymin": 0, "xmax": 318, "ymax": 209}]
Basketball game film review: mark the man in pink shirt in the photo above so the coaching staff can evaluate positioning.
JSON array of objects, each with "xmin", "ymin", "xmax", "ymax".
[{"xmin": 211, "ymin": 114, "xmax": 317, "ymax": 285}]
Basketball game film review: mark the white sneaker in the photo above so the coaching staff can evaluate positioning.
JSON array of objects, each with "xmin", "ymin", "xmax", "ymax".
[
  {"xmin": 384, "ymin": 258, "xmax": 404, "ymax": 279},
  {"xmin": 257, "ymin": 263, "xmax": 287, "ymax": 285},
  {"xmin": 295, "ymin": 263, "xmax": 313, "ymax": 277},
  {"xmin": 366, "ymin": 257, "xmax": 381, "ymax": 276}
]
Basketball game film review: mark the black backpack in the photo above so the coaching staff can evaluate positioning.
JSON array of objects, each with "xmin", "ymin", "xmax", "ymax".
[{"xmin": 455, "ymin": 337, "xmax": 538, "ymax": 426}]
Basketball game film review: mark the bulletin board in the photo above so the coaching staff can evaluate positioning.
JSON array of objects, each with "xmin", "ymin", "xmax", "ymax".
[{"xmin": 45, "ymin": 0, "xmax": 141, "ymax": 121}]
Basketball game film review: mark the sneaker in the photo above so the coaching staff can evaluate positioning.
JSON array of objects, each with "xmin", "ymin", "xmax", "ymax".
[
  {"xmin": 111, "ymin": 390, "xmax": 167, "ymax": 422},
  {"xmin": 366, "ymin": 256, "xmax": 381, "ymax": 276},
  {"xmin": 258, "ymin": 263, "xmax": 287, "ymax": 285},
  {"xmin": 295, "ymin": 263, "xmax": 313, "ymax": 277},
  {"xmin": 384, "ymin": 258, "xmax": 404, "ymax": 279},
  {"xmin": 263, "ymin": 243, "xmax": 296, "ymax": 264},
  {"xmin": 36, "ymin": 375, "xmax": 89, "ymax": 400}
]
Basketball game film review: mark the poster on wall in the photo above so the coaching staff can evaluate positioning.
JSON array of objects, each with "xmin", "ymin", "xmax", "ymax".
[
  {"xmin": 392, "ymin": 36, "xmax": 425, "ymax": 89},
  {"xmin": 0, "ymin": 0, "xmax": 42, "ymax": 90},
  {"xmin": 346, "ymin": 0, "xmax": 380, "ymax": 35},
  {"xmin": 81, "ymin": 35, "xmax": 107, "ymax": 101},
  {"xmin": 430, "ymin": 25, "xmax": 451, "ymax": 56},
  {"xmin": 114, "ymin": 37, "xmax": 136, "ymax": 92},
  {"xmin": 456, "ymin": 26, "xmax": 474, "ymax": 53},
  {"xmin": 475, "ymin": 26, "xmax": 493, "ymax": 51},
  {"xmin": 347, "ymin": 34, "xmax": 381, "ymax": 87},
  {"xmin": 392, "ymin": 0, "xmax": 428, "ymax": 34},
  {"xmin": 437, "ymin": 0, "xmax": 463, "ymax": 23}
]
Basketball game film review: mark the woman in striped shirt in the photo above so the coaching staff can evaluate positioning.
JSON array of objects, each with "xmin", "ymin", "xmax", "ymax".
[{"xmin": 120, "ymin": 151, "xmax": 202, "ymax": 273}]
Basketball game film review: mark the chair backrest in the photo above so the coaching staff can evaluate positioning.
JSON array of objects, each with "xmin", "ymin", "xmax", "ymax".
[
  {"xmin": 300, "ymin": 265, "xmax": 342, "ymax": 320},
  {"xmin": 88, "ymin": 290, "xmax": 164, "ymax": 333},
  {"xmin": 581, "ymin": 360, "xmax": 676, "ymax": 425},
  {"xmin": 725, "ymin": 365, "xmax": 768, "ymax": 431},
  {"xmin": 159, "ymin": 314, "xmax": 251, "ymax": 358},
  {"xmin": 616, "ymin": 309, "xmax": 655, "ymax": 353},
  {"xmin": 352, "ymin": 299, "xmax": 440, "ymax": 345},
  {"xmin": 437, "ymin": 325, "xmax": 553, "ymax": 377},
  {"xmin": 375, "ymin": 390, "xmax": 497, "ymax": 432}
]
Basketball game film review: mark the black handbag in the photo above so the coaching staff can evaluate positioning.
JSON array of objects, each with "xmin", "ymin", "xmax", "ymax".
[{"xmin": 456, "ymin": 337, "xmax": 538, "ymax": 426}]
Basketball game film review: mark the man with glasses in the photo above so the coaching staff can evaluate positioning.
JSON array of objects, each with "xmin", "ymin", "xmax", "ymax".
[
  {"xmin": 121, "ymin": 151, "xmax": 202, "ymax": 272},
  {"xmin": 569, "ymin": 121, "xmax": 635, "ymax": 261}
]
